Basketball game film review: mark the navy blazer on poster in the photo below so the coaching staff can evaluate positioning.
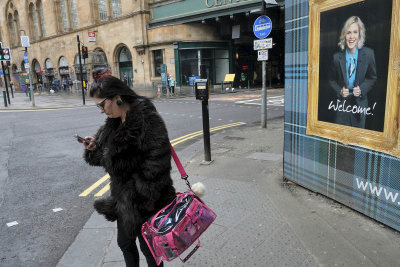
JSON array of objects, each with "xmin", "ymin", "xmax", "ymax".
[{"xmin": 328, "ymin": 47, "xmax": 377, "ymax": 128}]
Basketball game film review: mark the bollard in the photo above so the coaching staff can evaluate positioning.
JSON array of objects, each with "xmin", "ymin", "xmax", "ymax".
[{"xmin": 3, "ymin": 91, "xmax": 7, "ymax": 107}]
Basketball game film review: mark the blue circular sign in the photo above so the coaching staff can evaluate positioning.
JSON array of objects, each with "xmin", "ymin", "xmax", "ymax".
[
  {"xmin": 253, "ymin": 16, "xmax": 272, "ymax": 39},
  {"xmin": 24, "ymin": 52, "xmax": 29, "ymax": 63}
]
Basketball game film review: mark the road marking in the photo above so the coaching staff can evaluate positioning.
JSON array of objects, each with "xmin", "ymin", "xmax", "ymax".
[
  {"xmin": 7, "ymin": 221, "xmax": 18, "ymax": 227},
  {"xmin": 53, "ymin": 208, "xmax": 63, "ymax": 212},
  {"xmin": 94, "ymin": 182, "xmax": 110, "ymax": 197},
  {"xmin": 79, "ymin": 122, "xmax": 246, "ymax": 197},
  {"xmin": 79, "ymin": 174, "xmax": 110, "ymax": 197}
]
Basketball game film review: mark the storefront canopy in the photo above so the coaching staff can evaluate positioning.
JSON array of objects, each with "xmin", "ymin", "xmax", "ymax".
[{"xmin": 149, "ymin": 0, "xmax": 284, "ymax": 28}]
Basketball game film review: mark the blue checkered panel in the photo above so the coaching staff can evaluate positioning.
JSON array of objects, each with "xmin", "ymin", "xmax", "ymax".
[{"xmin": 283, "ymin": 0, "xmax": 400, "ymax": 231}]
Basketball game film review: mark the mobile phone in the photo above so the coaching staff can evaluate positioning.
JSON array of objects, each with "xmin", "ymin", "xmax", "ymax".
[{"xmin": 74, "ymin": 134, "xmax": 90, "ymax": 144}]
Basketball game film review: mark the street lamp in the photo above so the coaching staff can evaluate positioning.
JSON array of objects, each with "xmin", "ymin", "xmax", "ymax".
[{"xmin": 20, "ymin": 30, "xmax": 35, "ymax": 107}]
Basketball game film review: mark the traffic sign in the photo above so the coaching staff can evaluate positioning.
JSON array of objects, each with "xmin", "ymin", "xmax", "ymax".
[
  {"xmin": 88, "ymin": 32, "xmax": 96, "ymax": 42},
  {"xmin": 1, "ymin": 48, "xmax": 11, "ymax": 61},
  {"xmin": 24, "ymin": 52, "xmax": 29, "ymax": 63},
  {"xmin": 24, "ymin": 63, "xmax": 30, "ymax": 69},
  {"xmin": 253, "ymin": 16, "xmax": 272, "ymax": 39},
  {"xmin": 258, "ymin": 50, "xmax": 268, "ymax": 61},
  {"xmin": 254, "ymin": 38, "xmax": 273, "ymax": 50},
  {"xmin": 21, "ymin": 36, "xmax": 30, "ymax": 47}
]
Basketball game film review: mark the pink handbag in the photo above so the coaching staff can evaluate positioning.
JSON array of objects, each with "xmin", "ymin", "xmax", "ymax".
[{"xmin": 141, "ymin": 144, "xmax": 217, "ymax": 266}]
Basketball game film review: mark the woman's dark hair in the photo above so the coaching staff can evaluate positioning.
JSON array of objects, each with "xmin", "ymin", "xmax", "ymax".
[{"xmin": 89, "ymin": 67, "xmax": 137, "ymax": 103}]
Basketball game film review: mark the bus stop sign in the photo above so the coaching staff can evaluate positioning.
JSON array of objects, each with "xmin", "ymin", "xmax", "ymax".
[{"xmin": 253, "ymin": 16, "xmax": 272, "ymax": 39}]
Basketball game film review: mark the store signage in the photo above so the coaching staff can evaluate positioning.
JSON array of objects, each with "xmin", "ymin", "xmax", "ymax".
[
  {"xmin": 253, "ymin": 16, "xmax": 272, "ymax": 39},
  {"xmin": 88, "ymin": 32, "xmax": 96, "ymax": 42},
  {"xmin": 257, "ymin": 50, "xmax": 268, "ymax": 61},
  {"xmin": 205, "ymin": 0, "xmax": 251, "ymax": 8},
  {"xmin": 254, "ymin": 38, "xmax": 272, "ymax": 50}
]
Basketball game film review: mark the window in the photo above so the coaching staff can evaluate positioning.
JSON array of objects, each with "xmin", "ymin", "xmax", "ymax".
[
  {"xmin": 70, "ymin": 0, "xmax": 78, "ymax": 29},
  {"xmin": 112, "ymin": 0, "xmax": 122, "ymax": 17},
  {"xmin": 60, "ymin": 0, "xmax": 69, "ymax": 31},
  {"xmin": 180, "ymin": 50, "xmax": 199, "ymax": 85},
  {"xmin": 98, "ymin": 0, "xmax": 108, "ymax": 21},
  {"xmin": 38, "ymin": 1, "xmax": 46, "ymax": 37},
  {"xmin": 153, "ymin": 50, "xmax": 163, "ymax": 77}
]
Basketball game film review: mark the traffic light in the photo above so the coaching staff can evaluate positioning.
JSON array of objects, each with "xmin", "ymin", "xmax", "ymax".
[
  {"xmin": 0, "ymin": 47, "xmax": 3, "ymax": 61},
  {"xmin": 82, "ymin": 46, "xmax": 88, "ymax": 59}
]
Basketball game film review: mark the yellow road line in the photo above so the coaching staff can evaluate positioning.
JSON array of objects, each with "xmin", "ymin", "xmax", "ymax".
[
  {"xmin": 79, "ymin": 174, "xmax": 110, "ymax": 197},
  {"xmin": 170, "ymin": 122, "xmax": 246, "ymax": 146},
  {"xmin": 169, "ymin": 122, "xmax": 245, "ymax": 143},
  {"xmin": 94, "ymin": 183, "xmax": 110, "ymax": 197},
  {"xmin": 79, "ymin": 122, "xmax": 246, "ymax": 197}
]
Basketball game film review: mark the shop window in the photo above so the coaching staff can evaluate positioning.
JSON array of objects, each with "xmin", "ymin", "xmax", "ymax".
[
  {"xmin": 180, "ymin": 50, "xmax": 199, "ymax": 85},
  {"xmin": 153, "ymin": 50, "xmax": 163, "ymax": 77},
  {"xmin": 307, "ymin": 0, "xmax": 400, "ymax": 157},
  {"xmin": 215, "ymin": 50, "xmax": 229, "ymax": 84}
]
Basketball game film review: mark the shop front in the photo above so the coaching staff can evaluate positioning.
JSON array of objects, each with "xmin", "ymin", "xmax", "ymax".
[
  {"xmin": 150, "ymin": 0, "xmax": 285, "ymax": 89},
  {"xmin": 174, "ymin": 42, "xmax": 231, "ymax": 87}
]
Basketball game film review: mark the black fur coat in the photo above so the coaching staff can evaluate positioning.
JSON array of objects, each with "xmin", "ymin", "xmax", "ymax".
[{"xmin": 84, "ymin": 96, "xmax": 176, "ymax": 237}]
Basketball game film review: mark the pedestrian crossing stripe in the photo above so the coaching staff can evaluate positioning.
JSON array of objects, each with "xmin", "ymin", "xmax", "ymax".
[{"xmin": 79, "ymin": 122, "xmax": 246, "ymax": 197}]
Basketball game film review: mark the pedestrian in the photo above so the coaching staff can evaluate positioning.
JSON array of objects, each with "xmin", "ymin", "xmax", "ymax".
[
  {"xmin": 168, "ymin": 74, "xmax": 175, "ymax": 95},
  {"xmin": 123, "ymin": 73, "xmax": 128, "ymax": 85},
  {"xmin": 78, "ymin": 67, "xmax": 176, "ymax": 267},
  {"xmin": 62, "ymin": 78, "xmax": 68, "ymax": 91}
]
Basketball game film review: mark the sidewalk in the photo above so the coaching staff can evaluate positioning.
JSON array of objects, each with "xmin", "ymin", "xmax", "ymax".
[
  {"xmin": 56, "ymin": 118, "xmax": 400, "ymax": 267},
  {"xmin": 0, "ymin": 91, "xmax": 93, "ymax": 110}
]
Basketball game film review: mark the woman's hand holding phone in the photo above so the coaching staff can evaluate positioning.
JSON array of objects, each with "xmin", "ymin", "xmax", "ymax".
[{"xmin": 75, "ymin": 134, "xmax": 97, "ymax": 151}]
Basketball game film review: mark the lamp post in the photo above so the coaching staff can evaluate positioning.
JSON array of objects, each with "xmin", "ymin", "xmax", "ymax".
[{"xmin": 20, "ymin": 31, "xmax": 35, "ymax": 107}]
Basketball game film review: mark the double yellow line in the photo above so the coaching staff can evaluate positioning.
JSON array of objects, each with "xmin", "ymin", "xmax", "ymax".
[{"xmin": 79, "ymin": 122, "xmax": 246, "ymax": 197}]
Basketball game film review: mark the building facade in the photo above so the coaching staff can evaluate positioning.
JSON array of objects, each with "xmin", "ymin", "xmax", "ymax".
[{"xmin": 1, "ymin": 0, "xmax": 284, "ymax": 96}]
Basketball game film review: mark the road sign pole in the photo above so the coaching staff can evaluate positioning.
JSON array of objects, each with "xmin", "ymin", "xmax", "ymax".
[
  {"xmin": 261, "ymin": 60, "xmax": 267, "ymax": 128},
  {"xmin": 77, "ymin": 35, "xmax": 86, "ymax": 105},
  {"xmin": 1, "ymin": 61, "xmax": 10, "ymax": 105},
  {"xmin": 25, "ymin": 47, "xmax": 35, "ymax": 107}
]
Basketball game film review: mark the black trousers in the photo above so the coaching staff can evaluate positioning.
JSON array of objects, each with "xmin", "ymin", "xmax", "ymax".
[{"xmin": 117, "ymin": 219, "xmax": 163, "ymax": 267}]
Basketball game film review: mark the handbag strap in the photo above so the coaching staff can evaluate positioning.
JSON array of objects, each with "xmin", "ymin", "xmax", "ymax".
[{"xmin": 170, "ymin": 143, "xmax": 191, "ymax": 190}]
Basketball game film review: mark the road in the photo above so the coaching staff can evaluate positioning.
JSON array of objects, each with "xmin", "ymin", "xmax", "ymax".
[{"xmin": 0, "ymin": 90, "xmax": 283, "ymax": 267}]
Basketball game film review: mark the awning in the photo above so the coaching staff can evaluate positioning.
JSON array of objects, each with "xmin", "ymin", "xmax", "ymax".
[{"xmin": 149, "ymin": 0, "xmax": 283, "ymax": 29}]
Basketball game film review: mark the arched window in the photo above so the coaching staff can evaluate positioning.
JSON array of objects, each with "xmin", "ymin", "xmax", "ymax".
[
  {"xmin": 6, "ymin": 2, "xmax": 20, "ymax": 47},
  {"xmin": 112, "ymin": 0, "xmax": 122, "ymax": 17},
  {"xmin": 69, "ymin": 0, "xmax": 78, "ymax": 29},
  {"xmin": 60, "ymin": 0, "xmax": 69, "ymax": 32},
  {"xmin": 38, "ymin": 1, "xmax": 46, "ymax": 37},
  {"xmin": 98, "ymin": 0, "xmax": 108, "ymax": 21},
  {"xmin": 7, "ymin": 14, "xmax": 17, "ymax": 47},
  {"xmin": 29, "ymin": 3, "xmax": 39, "ymax": 40},
  {"xmin": 14, "ymin": 11, "xmax": 21, "ymax": 46}
]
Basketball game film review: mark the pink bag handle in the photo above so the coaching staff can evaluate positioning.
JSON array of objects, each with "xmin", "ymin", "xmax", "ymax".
[{"xmin": 170, "ymin": 143, "xmax": 191, "ymax": 190}]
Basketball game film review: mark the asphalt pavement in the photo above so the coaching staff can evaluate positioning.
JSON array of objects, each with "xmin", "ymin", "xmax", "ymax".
[{"xmin": 2, "ymin": 90, "xmax": 400, "ymax": 266}]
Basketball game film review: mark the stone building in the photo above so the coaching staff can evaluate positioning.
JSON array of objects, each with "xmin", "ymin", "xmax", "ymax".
[{"xmin": 0, "ymin": 0, "xmax": 284, "ymax": 96}]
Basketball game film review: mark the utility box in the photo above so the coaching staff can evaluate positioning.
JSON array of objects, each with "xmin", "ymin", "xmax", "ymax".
[{"xmin": 195, "ymin": 79, "xmax": 209, "ymax": 101}]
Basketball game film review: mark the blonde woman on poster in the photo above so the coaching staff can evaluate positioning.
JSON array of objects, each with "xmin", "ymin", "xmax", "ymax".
[{"xmin": 328, "ymin": 16, "xmax": 377, "ymax": 128}]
